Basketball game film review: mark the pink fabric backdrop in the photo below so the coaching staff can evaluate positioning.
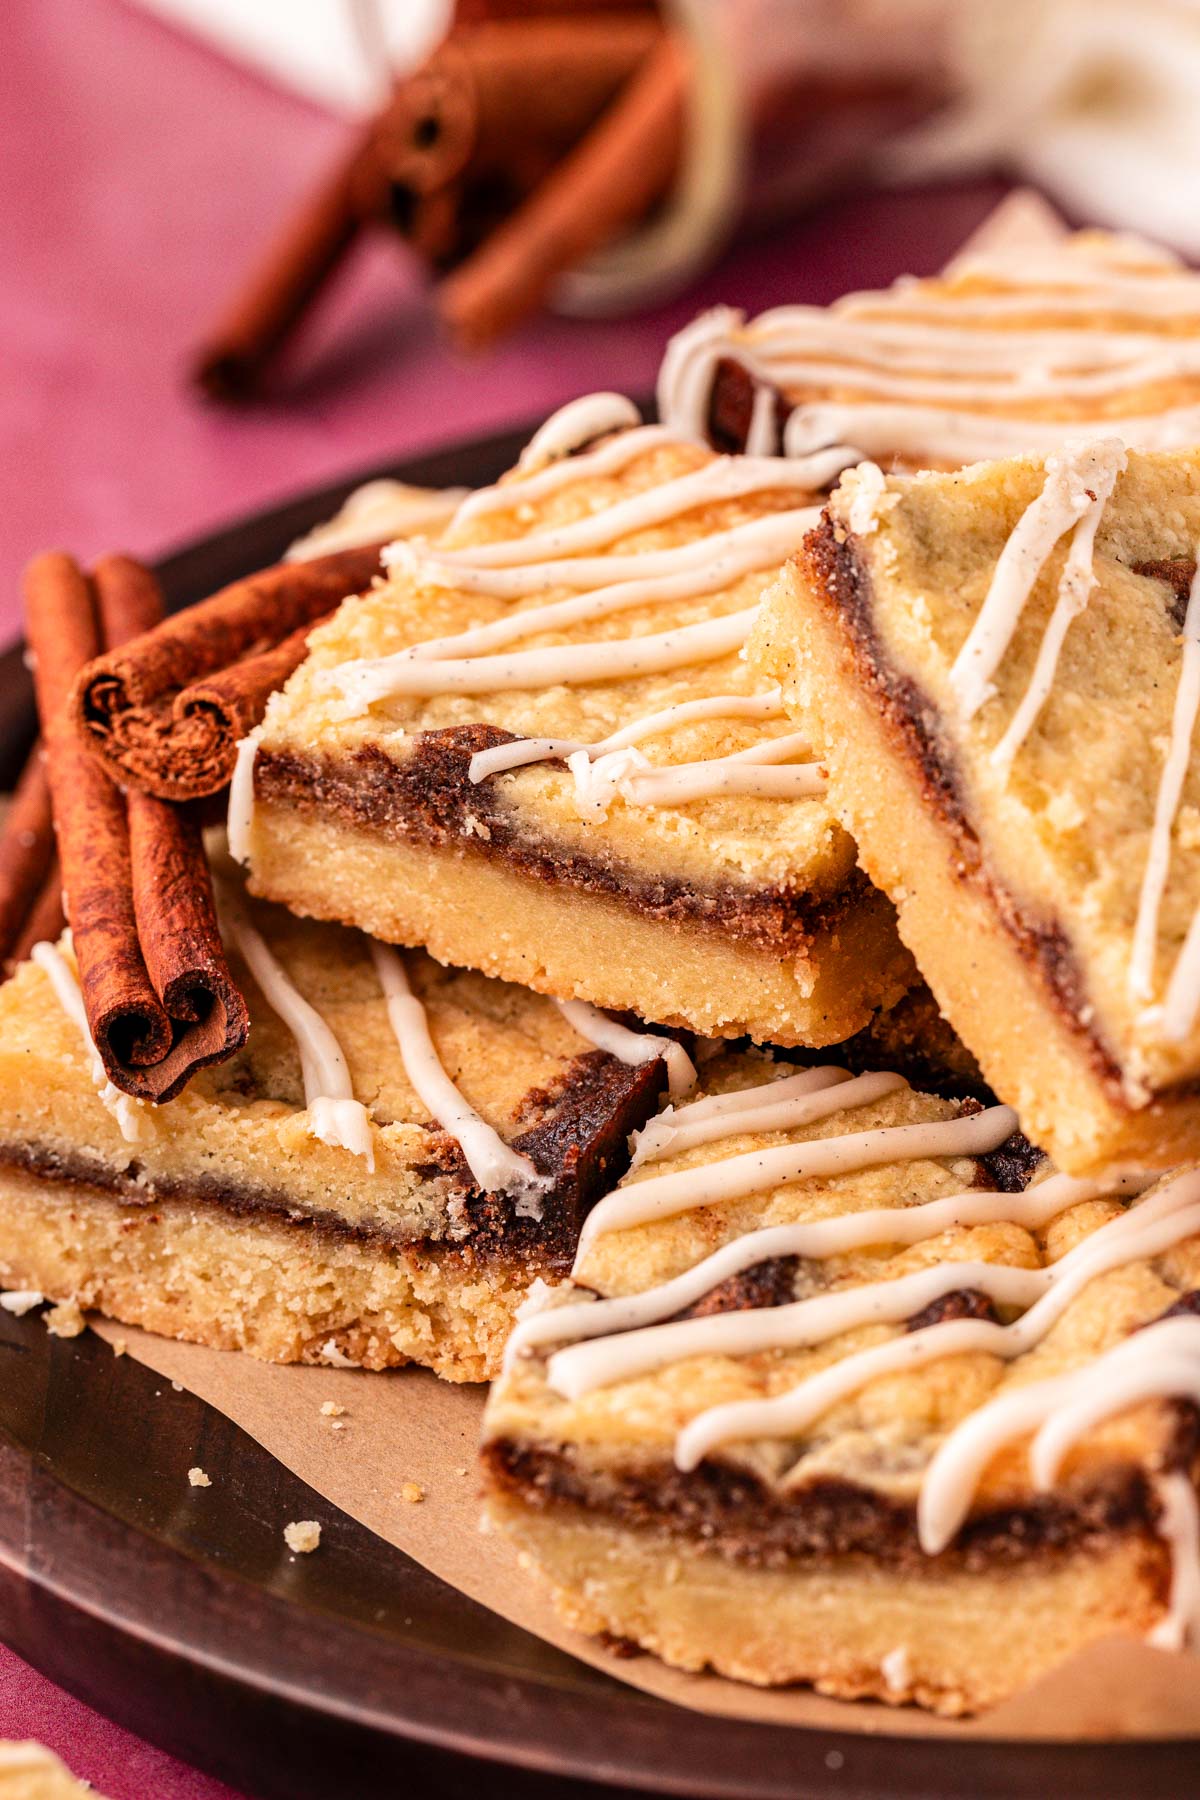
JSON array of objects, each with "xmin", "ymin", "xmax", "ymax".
[
  {"xmin": 0, "ymin": 0, "xmax": 1010, "ymax": 1792},
  {"xmin": 0, "ymin": 0, "xmax": 1006, "ymax": 643}
]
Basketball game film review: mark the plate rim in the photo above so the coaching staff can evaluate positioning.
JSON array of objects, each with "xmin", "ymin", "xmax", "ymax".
[{"xmin": 1, "ymin": 423, "xmax": 1197, "ymax": 1800}]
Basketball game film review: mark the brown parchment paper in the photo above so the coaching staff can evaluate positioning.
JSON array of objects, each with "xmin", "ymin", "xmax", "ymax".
[
  {"xmin": 90, "ymin": 1317, "xmax": 1200, "ymax": 1744},
  {"xmin": 67, "ymin": 188, "xmax": 1200, "ymax": 1744}
]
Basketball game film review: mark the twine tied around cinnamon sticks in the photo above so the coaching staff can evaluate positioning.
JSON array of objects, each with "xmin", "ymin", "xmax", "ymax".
[{"xmin": 19, "ymin": 553, "xmax": 251, "ymax": 1101}]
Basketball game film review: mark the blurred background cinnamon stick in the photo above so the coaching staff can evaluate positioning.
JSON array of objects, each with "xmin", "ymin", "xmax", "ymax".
[{"xmin": 190, "ymin": 9, "xmax": 687, "ymax": 399}]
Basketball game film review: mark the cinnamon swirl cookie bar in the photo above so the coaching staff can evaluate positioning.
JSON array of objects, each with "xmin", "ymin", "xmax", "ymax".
[
  {"xmin": 659, "ymin": 223, "xmax": 1200, "ymax": 468},
  {"xmin": 0, "ymin": 887, "xmax": 678, "ymax": 1380},
  {"xmin": 483, "ymin": 1051, "xmax": 1200, "ymax": 1714},
  {"xmin": 753, "ymin": 446, "xmax": 1200, "ymax": 1174},
  {"xmin": 238, "ymin": 395, "xmax": 913, "ymax": 1047}
]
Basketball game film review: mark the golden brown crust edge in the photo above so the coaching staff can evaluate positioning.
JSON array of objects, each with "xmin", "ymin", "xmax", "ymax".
[{"xmin": 751, "ymin": 526, "xmax": 1200, "ymax": 1172}]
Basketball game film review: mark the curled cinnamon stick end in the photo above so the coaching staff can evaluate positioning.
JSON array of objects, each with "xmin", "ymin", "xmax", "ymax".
[
  {"xmin": 70, "ymin": 542, "xmax": 382, "ymax": 802},
  {"xmin": 166, "ymin": 613, "xmax": 334, "ymax": 794},
  {"xmin": 128, "ymin": 791, "xmax": 249, "ymax": 1094},
  {"xmin": 437, "ymin": 31, "xmax": 687, "ymax": 350},
  {"xmin": 0, "ymin": 746, "xmax": 55, "ymax": 967},
  {"xmin": 374, "ymin": 18, "xmax": 662, "ymax": 198},
  {"xmin": 24, "ymin": 551, "xmax": 173, "ymax": 1074}
]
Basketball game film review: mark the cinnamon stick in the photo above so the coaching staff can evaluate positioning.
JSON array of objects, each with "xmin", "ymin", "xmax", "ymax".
[
  {"xmin": 0, "ymin": 746, "xmax": 55, "ymax": 967},
  {"xmin": 192, "ymin": 124, "xmax": 386, "ymax": 403},
  {"xmin": 9, "ymin": 860, "xmax": 65, "ymax": 972},
  {"xmin": 71, "ymin": 542, "xmax": 382, "ymax": 802},
  {"xmin": 24, "ymin": 552, "xmax": 250, "ymax": 1100},
  {"xmin": 91, "ymin": 555, "xmax": 250, "ymax": 1065},
  {"xmin": 25, "ymin": 551, "xmax": 173, "ymax": 1075},
  {"xmin": 373, "ymin": 17, "xmax": 662, "ymax": 198},
  {"xmin": 437, "ymin": 31, "xmax": 687, "ymax": 349},
  {"xmin": 164, "ymin": 613, "xmax": 334, "ymax": 794}
]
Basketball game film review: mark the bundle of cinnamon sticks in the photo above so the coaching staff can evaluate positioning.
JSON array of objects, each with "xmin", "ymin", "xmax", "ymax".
[
  {"xmin": 193, "ymin": 4, "xmax": 687, "ymax": 397},
  {"xmin": 4, "ymin": 539, "xmax": 387, "ymax": 1102}
]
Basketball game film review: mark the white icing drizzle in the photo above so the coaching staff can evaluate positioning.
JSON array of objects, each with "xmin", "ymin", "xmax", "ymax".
[
  {"xmin": 552, "ymin": 1258, "xmax": 1045, "ymax": 1403},
  {"xmin": 402, "ymin": 511, "xmax": 821, "ymax": 604},
  {"xmin": 1131, "ymin": 550, "xmax": 1200, "ymax": 1012},
  {"xmin": 567, "ymin": 733, "xmax": 823, "ymax": 821},
  {"xmin": 844, "ymin": 270, "xmax": 1200, "ymax": 320},
  {"xmin": 673, "ymin": 1166, "xmax": 1200, "ymax": 1471},
  {"xmin": 506, "ymin": 1169, "xmax": 1142, "ymax": 1367},
  {"xmin": 948, "ymin": 440, "xmax": 1128, "ymax": 721},
  {"xmin": 449, "ymin": 424, "xmax": 676, "ymax": 527},
  {"xmin": 552, "ymin": 997, "xmax": 696, "ymax": 1101},
  {"xmin": 787, "ymin": 401, "xmax": 1200, "ymax": 465},
  {"xmin": 226, "ymin": 729, "xmax": 260, "ymax": 866},
  {"xmin": 744, "ymin": 380, "xmax": 779, "ymax": 457},
  {"xmin": 629, "ymin": 1063, "xmax": 855, "ymax": 1167},
  {"xmin": 286, "ymin": 479, "xmax": 468, "ymax": 562},
  {"xmin": 325, "ymin": 402, "xmax": 836, "ymax": 824},
  {"xmin": 576, "ymin": 1172, "xmax": 1197, "ymax": 1404},
  {"xmin": 370, "ymin": 942, "xmax": 548, "ymax": 1213},
  {"xmin": 387, "ymin": 517, "xmax": 821, "ymax": 681},
  {"xmin": 1149, "ymin": 1472, "xmax": 1200, "ymax": 1652},
  {"xmin": 517, "ymin": 393, "xmax": 642, "ymax": 471},
  {"xmin": 221, "ymin": 901, "xmax": 375, "ymax": 1169},
  {"xmin": 436, "ymin": 452, "xmax": 852, "ymax": 574},
  {"xmin": 658, "ymin": 240, "xmax": 1200, "ymax": 469},
  {"xmin": 32, "ymin": 940, "xmax": 146, "ymax": 1144},
  {"xmin": 655, "ymin": 305, "xmax": 753, "ymax": 443},
  {"xmin": 918, "ymin": 1314, "xmax": 1200, "ymax": 1572},
  {"xmin": 393, "ymin": 511, "xmax": 821, "ymax": 650},
  {"xmin": 572, "ymin": 1100, "xmax": 1018, "ymax": 1264},
  {"xmin": 327, "ymin": 607, "xmax": 760, "ymax": 707},
  {"xmin": 468, "ymin": 691, "xmax": 786, "ymax": 784},
  {"xmin": 988, "ymin": 471, "xmax": 1123, "ymax": 776}
]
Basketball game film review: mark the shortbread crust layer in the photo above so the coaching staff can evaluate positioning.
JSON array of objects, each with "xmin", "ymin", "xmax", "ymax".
[
  {"xmin": 0, "ymin": 1166, "xmax": 529, "ymax": 1381},
  {"xmin": 484, "ymin": 1493, "xmax": 1166, "ymax": 1713},
  {"xmin": 251, "ymin": 762, "xmax": 912, "ymax": 1047}
]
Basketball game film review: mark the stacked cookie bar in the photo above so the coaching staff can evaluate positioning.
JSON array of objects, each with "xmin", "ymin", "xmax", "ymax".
[{"xmin": 8, "ymin": 202, "xmax": 1200, "ymax": 1713}]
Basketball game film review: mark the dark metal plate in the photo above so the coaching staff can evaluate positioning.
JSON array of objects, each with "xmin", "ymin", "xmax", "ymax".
[{"xmin": 0, "ymin": 425, "xmax": 1195, "ymax": 1800}]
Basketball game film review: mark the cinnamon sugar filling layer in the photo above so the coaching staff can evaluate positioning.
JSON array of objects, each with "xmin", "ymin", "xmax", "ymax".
[
  {"xmin": 0, "ymin": 1045, "xmax": 664, "ymax": 1268},
  {"xmin": 255, "ymin": 731, "xmax": 868, "ymax": 959}
]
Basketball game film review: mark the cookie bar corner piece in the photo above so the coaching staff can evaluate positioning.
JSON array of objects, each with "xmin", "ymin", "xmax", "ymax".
[
  {"xmin": 479, "ymin": 1049, "xmax": 1198, "ymax": 1713},
  {"xmin": 751, "ymin": 449, "xmax": 1200, "ymax": 1174},
  {"xmin": 237, "ymin": 409, "xmax": 914, "ymax": 1051}
]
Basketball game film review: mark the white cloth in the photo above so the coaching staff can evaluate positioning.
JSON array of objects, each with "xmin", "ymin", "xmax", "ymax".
[
  {"xmin": 892, "ymin": 0, "xmax": 1200, "ymax": 257},
  {"xmin": 127, "ymin": 0, "xmax": 450, "ymax": 115}
]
